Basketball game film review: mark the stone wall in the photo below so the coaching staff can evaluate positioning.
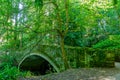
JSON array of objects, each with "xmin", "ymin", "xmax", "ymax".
[{"xmin": 36, "ymin": 45, "xmax": 115, "ymax": 69}]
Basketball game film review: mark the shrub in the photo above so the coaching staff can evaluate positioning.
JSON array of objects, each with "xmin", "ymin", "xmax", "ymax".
[
  {"xmin": 92, "ymin": 39, "xmax": 120, "ymax": 49},
  {"xmin": 0, "ymin": 65, "xmax": 22, "ymax": 80}
]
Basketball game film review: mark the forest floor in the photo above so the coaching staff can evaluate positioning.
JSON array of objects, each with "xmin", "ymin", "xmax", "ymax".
[{"xmin": 19, "ymin": 62, "xmax": 120, "ymax": 80}]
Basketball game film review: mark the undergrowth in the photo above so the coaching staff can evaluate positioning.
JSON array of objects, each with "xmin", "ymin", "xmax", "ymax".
[{"xmin": 0, "ymin": 52, "xmax": 33, "ymax": 80}]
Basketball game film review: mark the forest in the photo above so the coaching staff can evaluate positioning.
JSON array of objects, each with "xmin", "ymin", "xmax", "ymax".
[{"xmin": 0, "ymin": 0, "xmax": 120, "ymax": 80}]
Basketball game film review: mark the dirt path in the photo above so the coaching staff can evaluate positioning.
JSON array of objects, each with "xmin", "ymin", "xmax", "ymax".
[
  {"xmin": 19, "ymin": 62, "xmax": 120, "ymax": 80},
  {"xmin": 19, "ymin": 68, "xmax": 120, "ymax": 80}
]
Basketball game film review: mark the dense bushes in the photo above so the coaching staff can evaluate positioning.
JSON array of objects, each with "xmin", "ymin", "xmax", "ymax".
[
  {"xmin": 92, "ymin": 35, "xmax": 120, "ymax": 62},
  {"xmin": 0, "ymin": 52, "xmax": 31, "ymax": 79},
  {"xmin": 93, "ymin": 35, "xmax": 120, "ymax": 49},
  {"xmin": 0, "ymin": 65, "xmax": 22, "ymax": 80},
  {"xmin": 92, "ymin": 39, "xmax": 119, "ymax": 49}
]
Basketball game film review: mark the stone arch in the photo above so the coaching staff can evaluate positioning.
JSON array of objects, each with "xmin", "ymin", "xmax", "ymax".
[{"xmin": 18, "ymin": 52, "xmax": 60, "ymax": 75}]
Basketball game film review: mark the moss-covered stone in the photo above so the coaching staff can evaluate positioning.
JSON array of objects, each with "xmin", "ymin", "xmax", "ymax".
[{"xmin": 35, "ymin": 45, "xmax": 115, "ymax": 68}]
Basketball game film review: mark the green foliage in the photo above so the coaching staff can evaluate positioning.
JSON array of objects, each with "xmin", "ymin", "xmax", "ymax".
[
  {"xmin": 113, "ymin": 0, "xmax": 118, "ymax": 5},
  {"xmin": 0, "ymin": 52, "xmax": 18, "ymax": 67},
  {"xmin": 35, "ymin": 0, "xmax": 43, "ymax": 9},
  {"xmin": 93, "ymin": 35, "xmax": 120, "ymax": 49},
  {"xmin": 63, "ymin": 2, "xmax": 86, "ymax": 47},
  {"xmin": 64, "ymin": 31, "xmax": 84, "ymax": 47},
  {"xmin": 93, "ymin": 39, "xmax": 115, "ymax": 49},
  {"xmin": 0, "ymin": 57, "xmax": 13, "ymax": 67},
  {"xmin": 0, "ymin": 0, "xmax": 120, "ymax": 73},
  {"xmin": 0, "ymin": 53, "xmax": 31, "ymax": 80},
  {"xmin": 0, "ymin": 65, "xmax": 22, "ymax": 80}
]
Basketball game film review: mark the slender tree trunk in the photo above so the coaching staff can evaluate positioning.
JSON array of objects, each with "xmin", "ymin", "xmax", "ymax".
[
  {"xmin": 60, "ymin": 36, "xmax": 69, "ymax": 69},
  {"xmin": 62, "ymin": 0, "xmax": 70, "ymax": 69},
  {"xmin": 14, "ymin": 13, "xmax": 18, "ymax": 49}
]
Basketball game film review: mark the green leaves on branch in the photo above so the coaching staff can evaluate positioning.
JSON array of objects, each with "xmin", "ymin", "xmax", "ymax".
[
  {"xmin": 113, "ymin": 0, "xmax": 118, "ymax": 5},
  {"xmin": 93, "ymin": 35, "xmax": 120, "ymax": 49},
  {"xmin": 35, "ymin": 0, "xmax": 43, "ymax": 9}
]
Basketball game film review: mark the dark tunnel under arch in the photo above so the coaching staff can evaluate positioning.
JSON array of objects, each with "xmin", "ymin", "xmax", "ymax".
[{"xmin": 18, "ymin": 53, "xmax": 60, "ymax": 75}]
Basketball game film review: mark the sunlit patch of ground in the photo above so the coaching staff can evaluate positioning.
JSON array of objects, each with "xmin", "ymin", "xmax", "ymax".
[{"xmin": 115, "ymin": 62, "xmax": 120, "ymax": 69}]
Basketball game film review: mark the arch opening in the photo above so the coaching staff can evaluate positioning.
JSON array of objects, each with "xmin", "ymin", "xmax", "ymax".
[{"xmin": 19, "ymin": 54, "xmax": 58, "ymax": 75}]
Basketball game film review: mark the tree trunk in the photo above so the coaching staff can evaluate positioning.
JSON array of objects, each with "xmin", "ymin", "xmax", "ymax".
[
  {"xmin": 52, "ymin": 0, "xmax": 70, "ymax": 70},
  {"xmin": 60, "ymin": 36, "xmax": 69, "ymax": 70}
]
